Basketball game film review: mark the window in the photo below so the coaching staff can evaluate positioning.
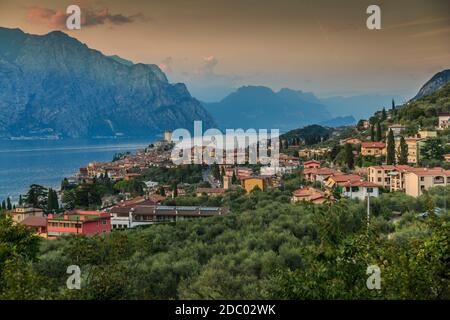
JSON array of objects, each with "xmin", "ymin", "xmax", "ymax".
[
  {"xmin": 102, "ymin": 219, "xmax": 107, "ymax": 225},
  {"xmin": 367, "ymin": 187, "xmax": 373, "ymax": 193},
  {"xmin": 377, "ymin": 178, "xmax": 382, "ymax": 182},
  {"xmin": 420, "ymin": 177, "xmax": 424, "ymax": 182}
]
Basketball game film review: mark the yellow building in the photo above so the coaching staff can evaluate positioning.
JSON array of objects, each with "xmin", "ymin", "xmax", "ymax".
[
  {"xmin": 361, "ymin": 142, "xmax": 386, "ymax": 156},
  {"xmin": 9, "ymin": 207, "xmax": 44, "ymax": 224},
  {"xmin": 404, "ymin": 168, "xmax": 450, "ymax": 197},
  {"xmin": 164, "ymin": 130, "xmax": 173, "ymax": 142},
  {"xmin": 241, "ymin": 177, "xmax": 268, "ymax": 193},
  {"xmin": 417, "ymin": 130, "xmax": 437, "ymax": 139}
]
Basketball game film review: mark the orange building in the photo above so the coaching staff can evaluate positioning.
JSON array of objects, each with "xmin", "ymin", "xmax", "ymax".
[
  {"xmin": 361, "ymin": 142, "xmax": 386, "ymax": 156},
  {"xmin": 291, "ymin": 186, "xmax": 327, "ymax": 204},
  {"xmin": 241, "ymin": 176, "xmax": 269, "ymax": 193}
]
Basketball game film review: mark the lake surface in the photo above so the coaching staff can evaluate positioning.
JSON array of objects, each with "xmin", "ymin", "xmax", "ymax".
[{"xmin": 0, "ymin": 138, "xmax": 153, "ymax": 202}]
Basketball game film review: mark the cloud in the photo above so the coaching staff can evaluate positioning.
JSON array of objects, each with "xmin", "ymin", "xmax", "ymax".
[
  {"xmin": 26, "ymin": 6, "xmax": 149, "ymax": 29},
  {"xmin": 159, "ymin": 56, "xmax": 173, "ymax": 73},
  {"xmin": 197, "ymin": 55, "xmax": 219, "ymax": 75}
]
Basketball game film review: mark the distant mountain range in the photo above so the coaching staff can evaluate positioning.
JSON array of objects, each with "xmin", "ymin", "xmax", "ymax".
[
  {"xmin": 0, "ymin": 27, "xmax": 215, "ymax": 139},
  {"xmin": 202, "ymin": 86, "xmax": 331, "ymax": 131},
  {"xmin": 411, "ymin": 69, "xmax": 450, "ymax": 101}
]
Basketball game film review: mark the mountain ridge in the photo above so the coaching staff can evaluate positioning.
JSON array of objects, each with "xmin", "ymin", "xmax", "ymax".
[
  {"xmin": 202, "ymin": 86, "xmax": 332, "ymax": 131},
  {"xmin": 0, "ymin": 27, "xmax": 215, "ymax": 139}
]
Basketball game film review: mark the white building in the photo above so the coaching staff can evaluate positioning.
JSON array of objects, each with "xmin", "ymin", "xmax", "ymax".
[{"xmin": 339, "ymin": 181, "xmax": 381, "ymax": 200}]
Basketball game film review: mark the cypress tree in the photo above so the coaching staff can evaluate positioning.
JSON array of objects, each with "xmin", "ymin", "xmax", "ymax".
[
  {"xmin": 6, "ymin": 197, "xmax": 12, "ymax": 210},
  {"xmin": 399, "ymin": 136, "xmax": 408, "ymax": 165},
  {"xmin": 1, "ymin": 200, "xmax": 5, "ymax": 210},
  {"xmin": 382, "ymin": 108, "xmax": 387, "ymax": 121},
  {"xmin": 344, "ymin": 143, "xmax": 354, "ymax": 169},
  {"xmin": 376, "ymin": 121, "xmax": 382, "ymax": 141},
  {"xmin": 370, "ymin": 125, "xmax": 375, "ymax": 142},
  {"xmin": 18, "ymin": 194, "xmax": 23, "ymax": 206},
  {"xmin": 386, "ymin": 129, "xmax": 396, "ymax": 165}
]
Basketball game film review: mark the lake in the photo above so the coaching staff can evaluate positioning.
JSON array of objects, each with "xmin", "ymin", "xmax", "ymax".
[{"xmin": 0, "ymin": 138, "xmax": 153, "ymax": 203}]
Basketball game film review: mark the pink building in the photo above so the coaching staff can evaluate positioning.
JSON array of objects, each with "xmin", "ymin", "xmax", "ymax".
[{"xmin": 47, "ymin": 210, "xmax": 111, "ymax": 238}]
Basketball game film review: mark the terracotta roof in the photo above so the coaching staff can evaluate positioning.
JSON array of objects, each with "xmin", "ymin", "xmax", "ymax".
[
  {"xmin": 20, "ymin": 216, "xmax": 47, "ymax": 227},
  {"xmin": 292, "ymin": 186, "xmax": 323, "ymax": 196},
  {"xmin": 361, "ymin": 142, "xmax": 385, "ymax": 148},
  {"xmin": 339, "ymin": 181, "xmax": 381, "ymax": 187},
  {"xmin": 329, "ymin": 174, "xmax": 361, "ymax": 182},
  {"xmin": 304, "ymin": 160, "xmax": 320, "ymax": 165},
  {"xmin": 196, "ymin": 188, "xmax": 225, "ymax": 194}
]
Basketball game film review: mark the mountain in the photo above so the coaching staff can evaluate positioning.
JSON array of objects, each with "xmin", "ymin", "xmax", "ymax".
[
  {"xmin": 0, "ymin": 27, "xmax": 215, "ymax": 139},
  {"xmin": 320, "ymin": 94, "xmax": 402, "ymax": 120},
  {"xmin": 202, "ymin": 86, "xmax": 331, "ymax": 131},
  {"xmin": 412, "ymin": 69, "xmax": 450, "ymax": 101},
  {"xmin": 319, "ymin": 116, "xmax": 356, "ymax": 128}
]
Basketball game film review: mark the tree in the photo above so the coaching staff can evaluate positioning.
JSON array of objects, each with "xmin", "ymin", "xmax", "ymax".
[
  {"xmin": 344, "ymin": 143, "xmax": 354, "ymax": 169},
  {"xmin": 386, "ymin": 129, "xmax": 396, "ymax": 165},
  {"xmin": 421, "ymin": 138, "xmax": 445, "ymax": 161},
  {"xmin": 370, "ymin": 125, "xmax": 375, "ymax": 142},
  {"xmin": 172, "ymin": 183, "xmax": 178, "ymax": 198},
  {"xmin": 24, "ymin": 184, "xmax": 48, "ymax": 209},
  {"xmin": 211, "ymin": 163, "xmax": 221, "ymax": 181},
  {"xmin": 18, "ymin": 195, "xmax": 23, "ymax": 206},
  {"xmin": 381, "ymin": 108, "xmax": 387, "ymax": 121},
  {"xmin": 6, "ymin": 197, "xmax": 12, "ymax": 211},
  {"xmin": 399, "ymin": 136, "xmax": 408, "ymax": 165},
  {"xmin": 1, "ymin": 201, "xmax": 5, "ymax": 210},
  {"xmin": 47, "ymin": 188, "xmax": 59, "ymax": 213},
  {"xmin": 392, "ymin": 99, "xmax": 396, "ymax": 115},
  {"xmin": 61, "ymin": 178, "xmax": 70, "ymax": 191},
  {"xmin": 376, "ymin": 121, "xmax": 382, "ymax": 142}
]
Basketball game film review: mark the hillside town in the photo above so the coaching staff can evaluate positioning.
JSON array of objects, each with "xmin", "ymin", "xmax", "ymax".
[{"xmin": 3, "ymin": 104, "xmax": 449, "ymax": 240}]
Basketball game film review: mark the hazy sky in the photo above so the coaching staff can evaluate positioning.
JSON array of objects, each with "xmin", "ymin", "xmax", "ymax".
[{"xmin": 0, "ymin": 0, "xmax": 449, "ymax": 101}]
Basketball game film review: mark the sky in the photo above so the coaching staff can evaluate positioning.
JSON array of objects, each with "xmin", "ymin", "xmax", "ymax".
[{"xmin": 0, "ymin": 0, "xmax": 449, "ymax": 102}]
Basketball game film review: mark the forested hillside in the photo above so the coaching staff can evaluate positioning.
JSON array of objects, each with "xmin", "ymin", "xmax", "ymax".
[{"xmin": 1, "ymin": 176, "xmax": 449, "ymax": 299}]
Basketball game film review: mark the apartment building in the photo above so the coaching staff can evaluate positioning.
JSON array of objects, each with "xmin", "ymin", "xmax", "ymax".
[
  {"xmin": 361, "ymin": 142, "xmax": 386, "ymax": 156},
  {"xmin": 47, "ymin": 210, "xmax": 111, "ymax": 238},
  {"xmin": 371, "ymin": 165, "xmax": 414, "ymax": 191},
  {"xmin": 404, "ymin": 168, "xmax": 450, "ymax": 197}
]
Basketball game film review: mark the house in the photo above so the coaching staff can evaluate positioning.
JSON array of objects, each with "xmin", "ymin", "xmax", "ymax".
[
  {"xmin": 196, "ymin": 188, "xmax": 226, "ymax": 197},
  {"xmin": 8, "ymin": 207, "xmax": 44, "ymax": 224},
  {"xmin": 404, "ymin": 168, "xmax": 450, "ymax": 197},
  {"xmin": 110, "ymin": 204, "xmax": 228, "ymax": 229},
  {"xmin": 124, "ymin": 173, "xmax": 141, "ymax": 181},
  {"xmin": 367, "ymin": 165, "xmax": 412, "ymax": 190},
  {"xmin": 47, "ymin": 210, "xmax": 111, "ymax": 238},
  {"xmin": 303, "ymin": 167, "xmax": 340, "ymax": 183},
  {"xmin": 387, "ymin": 124, "xmax": 406, "ymax": 136},
  {"xmin": 164, "ymin": 130, "xmax": 173, "ymax": 142},
  {"xmin": 361, "ymin": 142, "xmax": 386, "ymax": 156},
  {"xmin": 361, "ymin": 120, "xmax": 370, "ymax": 129},
  {"xmin": 298, "ymin": 147, "xmax": 330, "ymax": 159},
  {"xmin": 340, "ymin": 137, "xmax": 362, "ymax": 146},
  {"xmin": 241, "ymin": 176, "xmax": 269, "ymax": 193},
  {"xmin": 291, "ymin": 186, "xmax": 327, "ymax": 204},
  {"xmin": 338, "ymin": 181, "xmax": 381, "ymax": 200},
  {"xmin": 324, "ymin": 174, "xmax": 362, "ymax": 189},
  {"xmin": 437, "ymin": 112, "xmax": 450, "ymax": 130},
  {"xmin": 417, "ymin": 130, "xmax": 437, "ymax": 139},
  {"xmin": 445, "ymin": 154, "xmax": 450, "ymax": 162},
  {"xmin": 303, "ymin": 160, "xmax": 321, "ymax": 169},
  {"xmin": 20, "ymin": 216, "xmax": 48, "ymax": 238}
]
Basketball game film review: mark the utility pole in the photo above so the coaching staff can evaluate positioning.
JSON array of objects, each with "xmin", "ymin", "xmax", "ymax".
[{"xmin": 367, "ymin": 193, "xmax": 370, "ymax": 234}]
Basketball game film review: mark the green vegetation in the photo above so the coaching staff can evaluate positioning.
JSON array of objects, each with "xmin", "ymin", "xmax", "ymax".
[{"xmin": 0, "ymin": 179, "xmax": 449, "ymax": 299}]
